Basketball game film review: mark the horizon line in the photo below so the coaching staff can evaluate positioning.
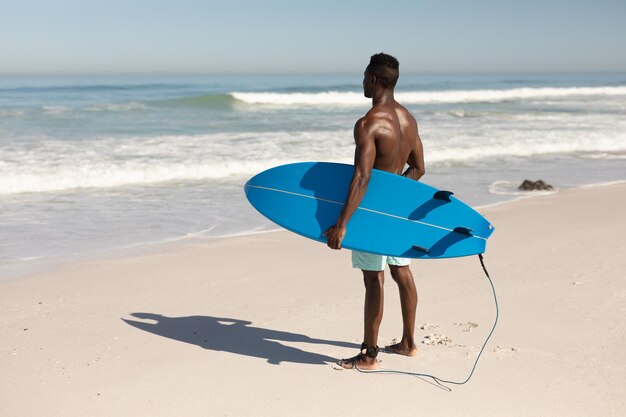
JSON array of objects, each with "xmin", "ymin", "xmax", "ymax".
[{"xmin": 2, "ymin": 69, "xmax": 626, "ymax": 78}]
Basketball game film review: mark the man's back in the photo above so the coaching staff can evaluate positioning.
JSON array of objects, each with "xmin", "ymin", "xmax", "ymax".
[
  {"xmin": 359, "ymin": 100, "xmax": 420, "ymax": 176},
  {"xmin": 324, "ymin": 52, "xmax": 425, "ymax": 252}
]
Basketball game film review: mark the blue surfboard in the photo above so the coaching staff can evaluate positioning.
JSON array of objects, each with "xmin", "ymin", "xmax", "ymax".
[{"xmin": 244, "ymin": 162, "xmax": 494, "ymax": 259}]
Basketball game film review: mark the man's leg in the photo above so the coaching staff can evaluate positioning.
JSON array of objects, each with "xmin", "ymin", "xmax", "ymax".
[
  {"xmin": 363, "ymin": 270, "xmax": 385, "ymax": 350},
  {"xmin": 339, "ymin": 269, "xmax": 384, "ymax": 369},
  {"xmin": 387, "ymin": 264, "xmax": 418, "ymax": 356}
]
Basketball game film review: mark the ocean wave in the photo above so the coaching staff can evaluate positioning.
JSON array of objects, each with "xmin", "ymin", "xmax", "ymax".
[
  {"xmin": 2, "ymin": 124, "xmax": 625, "ymax": 195},
  {"xmin": 230, "ymin": 86, "xmax": 626, "ymax": 106},
  {"xmin": 156, "ymin": 94, "xmax": 237, "ymax": 109},
  {"xmin": 583, "ymin": 151, "xmax": 626, "ymax": 160},
  {"xmin": 42, "ymin": 105, "xmax": 70, "ymax": 115},
  {"xmin": 231, "ymin": 91, "xmax": 367, "ymax": 106},
  {"xmin": 85, "ymin": 102, "xmax": 147, "ymax": 112},
  {"xmin": 0, "ymin": 159, "xmax": 288, "ymax": 195},
  {"xmin": 9, "ymin": 85, "xmax": 625, "ymax": 115},
  {"xmin": 0, "ymin": 109, "xmax": 27, "ymax": 118},
  {"xmin": 0, "ymin": 131, "xmax": 348, "ymax": 195},
  {"xmin": 427, "ymin": 133, "xmax": 626, "ymax": 164}
]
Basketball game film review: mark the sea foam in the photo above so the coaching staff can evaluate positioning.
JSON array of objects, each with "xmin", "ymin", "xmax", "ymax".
[
  {"xmin": 0, "ymin": 131, "xmax": 350, "ymax": 195},
  {"xmin": 2, "ymin": 127, "xmax": 625, "ymax": 195},
  {"xmin": 231, "ymin": 86, "xmax": 626, "ymax": 106}
]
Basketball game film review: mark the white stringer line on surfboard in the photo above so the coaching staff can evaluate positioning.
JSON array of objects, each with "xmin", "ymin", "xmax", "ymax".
[{"xmin": 245, "ymin": 184, "xmax": 487, "ymax": 241}]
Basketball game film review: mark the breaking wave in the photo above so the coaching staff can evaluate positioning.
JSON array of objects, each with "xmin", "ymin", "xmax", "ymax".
[
  {"xmin": 230, "ymin": 86, "xmax": 626, "ymax": 106},
  {"xmin": 2, "ymin": 126, "xmax": 625, "ymax": 195}
]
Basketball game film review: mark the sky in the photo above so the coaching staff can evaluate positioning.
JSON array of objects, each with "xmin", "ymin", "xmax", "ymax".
[{"xmin": 1, "ymin": 0, "xmax": 625, "ymax": 75}]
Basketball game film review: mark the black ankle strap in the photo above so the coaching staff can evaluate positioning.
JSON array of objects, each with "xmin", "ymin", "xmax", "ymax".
[{"xmin": 360, "ymin": 343, "xmax": 379, "ymax": 358}]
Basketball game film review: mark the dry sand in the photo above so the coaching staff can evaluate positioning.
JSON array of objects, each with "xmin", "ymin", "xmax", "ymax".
[{"xmin": 1, "ymin": 183, "xmax": 625, "ymax": 416}]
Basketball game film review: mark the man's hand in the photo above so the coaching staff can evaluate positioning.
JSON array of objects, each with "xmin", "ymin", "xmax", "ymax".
[{"xmin": 323, "ymin": 224, "xmax": 346, "ymax": 250}]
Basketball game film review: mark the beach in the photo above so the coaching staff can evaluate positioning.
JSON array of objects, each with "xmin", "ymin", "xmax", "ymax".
[
  {"xmin": 3, "ymin": 0, "xmax": 626, "ymax": 414},
  {"xmin": 2, "ymin": 182, "xmax": 625, "ymax": 417}
]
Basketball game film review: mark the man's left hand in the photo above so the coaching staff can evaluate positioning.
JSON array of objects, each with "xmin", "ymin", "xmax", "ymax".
[{"xmin": 323, "ymin": 225, "xmax": 346, "ymax": 250}]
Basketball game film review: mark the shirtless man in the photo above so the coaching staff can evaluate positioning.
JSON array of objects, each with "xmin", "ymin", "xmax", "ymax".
[{"xmin": 324, "ymin": 53, "xmax": 425, "ymax": 370}]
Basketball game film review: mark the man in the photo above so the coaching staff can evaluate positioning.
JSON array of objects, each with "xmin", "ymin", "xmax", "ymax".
[{"xmin": 324, "ymin": 53, "xmax": 425, "ymax": 370}]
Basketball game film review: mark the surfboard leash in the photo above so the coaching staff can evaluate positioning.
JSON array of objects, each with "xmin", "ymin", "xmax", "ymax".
[{"xmin": 353, "ymin": 253, "xmax": 499, "ymax": 392}]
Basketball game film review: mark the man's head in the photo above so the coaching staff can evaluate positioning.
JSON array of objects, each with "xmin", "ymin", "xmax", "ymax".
[{"xmin": 363, "ymin": 53, "xmax": 399, "ymax": 97}]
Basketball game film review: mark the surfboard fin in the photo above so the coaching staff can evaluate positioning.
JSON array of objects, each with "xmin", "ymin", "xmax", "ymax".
[
  {"xmin": 453, "ymin": 227, "xmax": 473, "ymax": 236},
  {"xmin": 412, "ymin": 245, "xmax": 430, "ymax": 254},
  {"xmin": 433, "ymin": 190, "xmax": 454, "ymax": 202}
]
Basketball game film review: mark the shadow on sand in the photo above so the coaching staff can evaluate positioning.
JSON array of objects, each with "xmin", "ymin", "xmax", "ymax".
[{"xmin": 123, "ymin": 313, "xmax": 359, "ymax": 365}]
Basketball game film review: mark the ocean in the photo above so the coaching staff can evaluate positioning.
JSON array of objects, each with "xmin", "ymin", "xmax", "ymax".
[{"xmin": 1, "ymin": 73, "xmax": 625, "ymax": 277}]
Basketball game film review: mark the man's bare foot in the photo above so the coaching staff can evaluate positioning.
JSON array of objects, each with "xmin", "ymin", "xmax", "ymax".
[
  {"xmin": 337, "ymin": 353, "xmax": 379, "ymax": 370},
  {"xmin": 385, "ymin": 342, "xmax": 418, "ymax": 357}
]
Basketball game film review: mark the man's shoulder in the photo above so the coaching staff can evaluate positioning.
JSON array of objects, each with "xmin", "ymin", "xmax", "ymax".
[
  {"xmin": 354, "ymin": 109, "xmax": 389, "ymax": 141},
  {"xmin": 364, "ymin": 104, "xmax": 396, "ymax": 122},
  {"xmin": 394, "ymin": 101, "xmax": 414, "ymax": 117},
  {"xmin": 354, "ymin": 115, "xmax": 376, "ymax": 140},
  {"xmin": 356, "ymin": 107, "xmax": 381, "ymax": 125},
  {"xmin": 356, "ymin": 110, "xmax": 386, "ymax": 131},
  {"xmin": 354, "ymin": 115, "xmax": 369, "ymax": 130},
  {"xmin": 395, "ymin": 102, "xmax": 418, "ymax": 127}
]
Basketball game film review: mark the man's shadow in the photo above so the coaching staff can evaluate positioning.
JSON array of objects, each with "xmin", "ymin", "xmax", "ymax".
[{"xmin": 122, "ymin": 313, "xmax": 359, "ymax": 365}]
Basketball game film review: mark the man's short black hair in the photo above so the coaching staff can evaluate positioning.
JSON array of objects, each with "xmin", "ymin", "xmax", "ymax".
[{"xmin": 367, "ymin": 53, "xmax": 399, "ymax": 88}]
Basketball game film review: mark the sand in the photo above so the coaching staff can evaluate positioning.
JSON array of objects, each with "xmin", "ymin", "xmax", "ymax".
[{"xmin": 1, "ymin": 183, "xmax": 625, "ymax": 416}]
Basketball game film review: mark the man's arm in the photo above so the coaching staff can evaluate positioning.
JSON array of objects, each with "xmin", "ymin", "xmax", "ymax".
[
  {"xmin": 402, "ymin": 124, "xmax": 425, "ymax": 181},
  {"xmin": 324, "ymin": 118, "xmax": 376, "ymax": 250}
]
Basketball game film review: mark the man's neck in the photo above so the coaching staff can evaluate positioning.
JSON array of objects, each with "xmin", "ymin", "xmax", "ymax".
[{"xmin": 372, "ymin": 88, "xmax": 395, "ymax": 106}]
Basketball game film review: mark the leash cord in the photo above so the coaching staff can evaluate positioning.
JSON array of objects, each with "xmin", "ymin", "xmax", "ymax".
[{"xmin": 354, "ymin": 253, "xmax": 499, "ymax": 391}]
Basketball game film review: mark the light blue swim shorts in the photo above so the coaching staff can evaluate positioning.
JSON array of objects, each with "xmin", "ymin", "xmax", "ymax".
[{"xmin": 351, "ymin": 250, "xmax": 410, "ymax": 272}]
